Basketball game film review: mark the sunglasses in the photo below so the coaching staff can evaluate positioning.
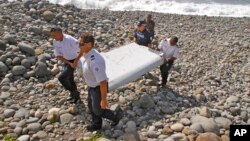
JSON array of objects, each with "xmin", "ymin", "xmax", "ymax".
[{"xmin": 79, "ymin": 42, "xmax": 89, "ymax": 46}]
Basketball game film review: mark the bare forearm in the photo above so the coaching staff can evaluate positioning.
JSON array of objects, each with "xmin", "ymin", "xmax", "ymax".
[
  {"xmin": 164, "ymin": 57, "xmax": 176, "ymax": 64},
  {"xmin": 100, "ymin": 80, "xmax": 108, "ymax": 100},
  {"xmin": 75, "ymin": 52, "xmax": 83, "ymax": 62}
]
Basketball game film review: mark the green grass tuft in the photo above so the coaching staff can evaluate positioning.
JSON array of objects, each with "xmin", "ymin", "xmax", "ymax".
[{"xmin": 3, "ymin": 134, "xmax": 17, "ymax": 141}]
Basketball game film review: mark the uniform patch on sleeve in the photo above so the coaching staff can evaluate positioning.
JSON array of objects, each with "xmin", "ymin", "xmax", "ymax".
[
  {"xmin": 95, "ymin": 67, "xmax": 99, "ymax": 71},
  {"xmin": 90, "ymin": 55, "xmax": 95, "ymax": 61}
]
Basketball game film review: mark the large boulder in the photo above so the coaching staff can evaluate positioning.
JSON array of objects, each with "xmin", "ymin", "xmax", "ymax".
[
  {"xmin": 4, "ymin": 109, "xmax": 16, "ymax": 118},
  {"xmin": 43, "ymin": 10, "xmax": 55, "ymax": 22},
  {"xmin": 12, "ymin": 65, "xmax": 26, "ymax": 76},
  {"xmin": 21, "ymin": 59, "xmax": 31, "ymax": 69},
  {"xmin": 136, "ymin": 94, "xmax": 155, "ymax": 109},
  {"xmin": 47, "ymin": 108, "xmax": 60, "ymax": 123},
  {"xmin": 27, "ymin": 123, "xmax": 41, "ymax": 132},
  {"xmin": 18, "ymin": 42, "xmax": 35, "ymax": 56},
  {"xmin": 214, "ymin": 117, "xmax": 232, "ymax": 130},
  {"xmin": 17, "ymin": 135, "xmax": 30, "ymax": 141},
  {"xmin": 14, "ymin": 108, "xmax": 30, "ymax": 118},
  {"xmin": 60, "ymin": 113, "xmax": 73, "ymax": 124},
  {"xmin": 195, "ymin": 132, "xmax": 221, "ymax": 141},
  {"xmin": 0, "ymin": 62, "xmax": 8, "ymax": 74},
  {"xmin": 28, "ymin": 26, "xmax": 42, "ymax": 35},
  {"xmin": 12, "ymin": 57, "xmax": 21, "ymax": 66},
  {"xmin": 3, "ymin": 34, "xmax": 17, "ymax": 45},
  {"xmin": 34, "ymin": 62, "xmax": 50, "ymax": 77},
  {"xmin": 0, "ymin": 40, "xmax": 6, "ymax": 51},
  {"xmin": 191, "ymin": 115, "xmax": 220, "ymax": 135}
]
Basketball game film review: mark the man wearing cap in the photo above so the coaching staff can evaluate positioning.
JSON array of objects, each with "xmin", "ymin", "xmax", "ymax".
[
  {"xmin": 158, "ymin": 36, "xmax": 180, "ymax": 86},
  {"xmin": 51, "ymin": 27, "xmax": 80, "ymax": 103},
  {"xmin": 134, "ymin": 20, "xmax": 152, "ymax": 47},
  {"xmin": 145, "ymin": 14, "xmax": 155, "ymax": 40},
  {"xmin": 72, "ymin": 34, "xmax": 122, "ymax": 131}
]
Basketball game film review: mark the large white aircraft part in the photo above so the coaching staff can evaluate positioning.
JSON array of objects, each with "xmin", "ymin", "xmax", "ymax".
[{"xmin": 77, "ymin": 43, "xmax": 164, "ymax": 91}]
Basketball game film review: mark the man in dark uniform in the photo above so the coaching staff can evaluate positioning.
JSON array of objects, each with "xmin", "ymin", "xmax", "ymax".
[
  {"xmin": 134, "ymin": 20, "xmax": 152, "ymax": 47},
  {"xmin": 72, "ymin": 34, "xmax": 122, "ymax": 131}
]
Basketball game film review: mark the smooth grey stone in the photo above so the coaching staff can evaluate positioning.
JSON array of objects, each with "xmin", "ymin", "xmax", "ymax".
[
  {"xmin": 4, "ymin": 34, "xmax": 16, "ymax": 45},
  {"xmin": 12, "ymin": 65, "xmax": 26, "ymax": 76},
  {"xmin": 18, "ymin": 42, "xmax": 35, "ymax": 56},
  {"xmin": 0, "ymin": 92, "xmax": 10, "ymax": 100},
  {"xmin": 17, "ymin": 135, "xmax": 30, "ymax": 141},
  {"xmin": 0, "ymin": 62, "xmax": 8, "ymax": 73},
  {"xmin": 21, "ymin": 59, "xmax": 31, "ymax": 69},
  {"xmin": 12, "ymin": 57, "xmax": 21, "ymax": 66},
  {"xmin": 0, "ymin": 40, "xmax": 6, "ymax": 51},
  {"xmin": 14, "ymin": 108, "xmax": 29, "ymax": 118},
  {"xmin": 14, "ymin": 127, "xmax": 22, "ymax": 135},
  {"xmin": 60, "ymin": 113, "xmax": 73, "ymax": 124},
  {"xmin": 27, "ymin": 123, "xmax": 42, "ymax": 132},
  {"xmin": 34, "ymin": 61, "xmax": 50, "ymax": 77},
  {"xmin": 4, "ymin": 109, "xmax": 16, "ymax": 118}
]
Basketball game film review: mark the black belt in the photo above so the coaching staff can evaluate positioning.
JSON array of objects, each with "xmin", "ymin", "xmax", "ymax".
[
  {"xmin": 68, "ymin": 59, "xmax": 75, "ymax": 63},
  {"xmin": 89, "ymin": 85, "xmax": 100, "ymax": 89}
]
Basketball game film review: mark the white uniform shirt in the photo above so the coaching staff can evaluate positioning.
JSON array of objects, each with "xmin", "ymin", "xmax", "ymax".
[
  {"xmin": 80, "ymin": 49, "xmax": 108, "ymax": 87},
  {"xmin": 158, "ymin": 39, "xmax": 180, "ymax": 60},
  {"xmin": 53, "ymin": 34, "xmax": 79, "ymax": 60}
]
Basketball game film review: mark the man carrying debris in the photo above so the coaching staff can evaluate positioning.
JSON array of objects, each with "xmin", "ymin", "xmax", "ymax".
[
  {"xmin": 72, "ymin": 33, "xmax": 122, "ymax": 131},
  {"xmin": 158, "ymin": 36, "xmax": 180, "ymax": 86},
  {"xmin": 134, "ymin": 20, "xmax": 152, "ymax": 47},
  {"xmin": 51, "ymin": 27, "xmax": 80, "ymax": 103}
]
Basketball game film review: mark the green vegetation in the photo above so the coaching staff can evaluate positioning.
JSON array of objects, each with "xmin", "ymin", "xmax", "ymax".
[
  {"xmin": 3, "ymin": 134, "xmax": 17, "ymax": 141},
  {"xmin": 80, "ymin": 133, "xmax": 105, "ymax": 141}
]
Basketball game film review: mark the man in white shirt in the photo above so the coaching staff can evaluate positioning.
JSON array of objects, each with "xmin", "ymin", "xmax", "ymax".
[
  {"xmin": 51, "ymin": 27, "xmax": 80, "ymax": 103},
  {"xmin": 72, "ymin": 34, "xmax": 122, "ymax": 131},
  {"xmin": 158, "ymin": 36, "xmax": 180, "ymax": 86}
]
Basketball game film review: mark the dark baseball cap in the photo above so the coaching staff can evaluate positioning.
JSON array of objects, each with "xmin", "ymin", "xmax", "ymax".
[{"xmin": 137, "ymin": 20, "xmax": 146, "ymax": 26}]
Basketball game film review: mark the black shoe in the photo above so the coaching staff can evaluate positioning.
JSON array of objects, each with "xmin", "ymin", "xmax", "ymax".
[
  {"xmin": 69, "ymin": 90, "xmax": 81, "ymax": 104},
  {"xmin": 67, "ymin": 91, "xmax": 74, "ymax": 101},
  {"xmin": 86, "ymin": 125, "xmax": 102, "ymax": 132},
  {"xmin": 111, "ymin": 109, "xmax": 123, "ymax": 126},
  {"xmin": 69, "ymin": 98, "xmax": 81, "ymax": 104}
]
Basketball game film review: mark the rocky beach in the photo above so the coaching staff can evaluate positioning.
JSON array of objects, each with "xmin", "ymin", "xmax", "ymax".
[{"xmin": 0, "ymin": 0, "xmax": 250, "ymax": 141}]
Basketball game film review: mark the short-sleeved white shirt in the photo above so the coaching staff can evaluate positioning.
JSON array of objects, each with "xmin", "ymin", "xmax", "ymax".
[
  {"xmin": 80, "ymin": 49, "xmax": 108, "ymax": 87},
  {"xmin": 158, "ymin": 39, "xmax": 180, "ymax": 60},
  {"xmin": 53, "ymin": 34, "xmax": 79, "ymax": 60}
]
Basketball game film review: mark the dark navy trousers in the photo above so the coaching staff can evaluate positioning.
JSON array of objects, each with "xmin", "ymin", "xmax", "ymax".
[
  {"xmin": 58, "ymin": 60, "xmax": 77, "ymax": 92},
  {"xmin": 88, "ymin": 86, "xmax": 116, "ymax": 127},
  {"xmin": 160, "ymin": 62, "xmax": 173, "ymax": 85}
]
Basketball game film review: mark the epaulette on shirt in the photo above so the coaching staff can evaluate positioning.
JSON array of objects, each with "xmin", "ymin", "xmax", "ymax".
[{"xmin": 90, "ymin": 55, "xmax": 95, "ymax": 61}]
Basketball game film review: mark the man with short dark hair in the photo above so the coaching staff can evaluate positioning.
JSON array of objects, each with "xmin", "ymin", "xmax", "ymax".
[
  {"xmin": 51, "ymin": 27, "xmax": 80, "ymax": 103},
  {"xmin": 72, "ymin": 34, "xmax": 122, "ymax": 131},
  {"xmin": 145, "ymin": 14, "xmax": 155, "ymax": 40},
  {"xmin": 158, "ymin": 36, "xmax": 180, "ymax": 86},
  {"xmin": 134, "ymin": 20, "xmax": 152, "ymax": 47}
]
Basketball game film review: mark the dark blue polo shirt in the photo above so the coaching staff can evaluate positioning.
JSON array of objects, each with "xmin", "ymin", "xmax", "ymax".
[{"xmin": 134, "ymin": 29, "xmax": 152, "ymax": 46}]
